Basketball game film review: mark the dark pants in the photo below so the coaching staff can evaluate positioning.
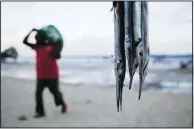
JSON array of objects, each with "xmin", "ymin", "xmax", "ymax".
[{"xmin": 35, "ymin": 79, "xmax": 65, "ymax": 114}]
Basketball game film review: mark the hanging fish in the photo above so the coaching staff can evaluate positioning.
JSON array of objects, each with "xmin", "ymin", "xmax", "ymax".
[
  {"xmin": 125, "ymin": 1, "xmax": 141, "ymax": 90},
  {"xmin": 131, "ymin": 1, "xmax": 144, "ymax": 100},
  {"xmin": 112, "ymin": 1, "xmax": 149, "ymax": 111},
  {"xmin": 112, "ymin": 1, "xmax": 126, "ymax": 112},
  {"xmin": 138, "ymin": 1, "xmax": 149, "ymax": 100}
]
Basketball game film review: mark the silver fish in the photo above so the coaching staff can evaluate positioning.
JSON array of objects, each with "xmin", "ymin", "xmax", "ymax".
[
  {"xmin": 132, "ymin": 1, "xmax": 144, "ymax": 100},
  {"xmin": 125, "ymin": 1, "xmax": 142, "ymax": 90},
  {"xmin": 124, "ymin": 1, "xmax": 137, "ymax": 90},
  {"xmin": 138, "ymin": 1, "xmax": 149, "ymax": 100},
  {"xmin": 112, "ymin": 1, "xmax": 149, "ymax": 111},
  {"xmin": 113, "ymin": 1, "xmax": 126, "ymax": 112}
]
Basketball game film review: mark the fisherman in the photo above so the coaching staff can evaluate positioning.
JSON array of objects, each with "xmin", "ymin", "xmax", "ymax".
[{"xmin": 23, "ymin": 28, "xmax": 67, "ymax": 118}]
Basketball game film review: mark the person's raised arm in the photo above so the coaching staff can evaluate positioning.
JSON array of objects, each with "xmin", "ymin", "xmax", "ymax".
[{"xmin": 23, "ymin": 28, "xmax": 38, "ymax": 49}]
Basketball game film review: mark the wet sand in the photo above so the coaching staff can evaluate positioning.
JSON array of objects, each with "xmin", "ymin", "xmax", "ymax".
[{"xmin": 1, "ymin": 76, "xmax": 192, "ymax": 127}]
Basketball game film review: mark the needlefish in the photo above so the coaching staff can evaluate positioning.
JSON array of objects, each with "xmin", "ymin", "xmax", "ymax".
[
  {"xmin": 125, "ymin": 1, "xmax": 141, "ymax": 90},
  {"xmin": 111, "ymin": 1, "xmax": 149, "ymax": 112},
  {"xmin": 138, "ymin": 1, "xmax": 149, "ymax": 100},
  {"xmin": 112, "ymin": 1, "xmax": 126, "ymax": 112}
]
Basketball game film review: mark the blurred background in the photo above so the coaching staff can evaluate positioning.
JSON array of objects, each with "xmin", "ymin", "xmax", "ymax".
[{"xmin": 1, "ymin": 2, "xmax": 193, "ymax": 93}]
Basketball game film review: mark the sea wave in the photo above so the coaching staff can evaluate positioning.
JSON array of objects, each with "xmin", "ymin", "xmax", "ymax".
[{"xmin": 1, "ymin": 55, "xmax": 192, "ymax": 93}]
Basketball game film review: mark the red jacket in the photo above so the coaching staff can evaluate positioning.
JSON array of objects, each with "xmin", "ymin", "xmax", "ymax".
[{"xmin": 32, "ymin": 44, "xmax": 59, "ymax": 79}]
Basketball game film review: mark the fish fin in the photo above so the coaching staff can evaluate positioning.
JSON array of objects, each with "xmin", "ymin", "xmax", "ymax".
[
  {"xmin": 110, "ymin": 7, "xmax": 114, "ymax": 12},
  {"xmin": 110, "ymin": 1, "xmax": 117, "ymax": 12},
  {"xmin": 129, "ymin": 60, "xmax": 139, "ymax": 90},
  {"xmin": 135, "ymin": 38, "xmax": 142, "ymax": 48}
]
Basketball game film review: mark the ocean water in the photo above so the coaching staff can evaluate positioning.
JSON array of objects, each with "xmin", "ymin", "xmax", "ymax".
[{"xmin": 1, "ymin": 55, "xmax": 193, "ymax": 93}]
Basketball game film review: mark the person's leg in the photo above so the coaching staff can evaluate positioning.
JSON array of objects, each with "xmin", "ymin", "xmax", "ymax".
[
  {"xmin": 35, "ymin": 79, "xmax": 46, "ymax": 117},
  {"xmin": 47, "ymin": 79, "xmax": 67, "ymax": 113}
]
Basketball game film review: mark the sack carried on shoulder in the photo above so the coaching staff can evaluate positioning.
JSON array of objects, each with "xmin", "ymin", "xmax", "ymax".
[{"xmin": 38, "ymin": 25, "xmax": 64, "ymax": 52}]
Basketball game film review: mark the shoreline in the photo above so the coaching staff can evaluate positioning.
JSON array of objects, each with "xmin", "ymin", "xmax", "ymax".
[
  {"xmin": 1, "ymin": 75, "xmax": 192, "ymax": 94},
  {"xmin": 1, "ymin": 76, "xmax": 192, "ymax": 127}
]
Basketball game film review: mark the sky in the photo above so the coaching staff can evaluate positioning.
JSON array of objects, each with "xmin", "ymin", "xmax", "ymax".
[{"xmin": 1, "ymin": 2, "xmax": 192, "ymax": 56}]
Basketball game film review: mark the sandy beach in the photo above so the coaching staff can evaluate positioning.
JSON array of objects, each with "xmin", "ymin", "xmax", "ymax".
[{"xmin": 1, "ymin": 76, "xmax": 192, "ymax": 128}]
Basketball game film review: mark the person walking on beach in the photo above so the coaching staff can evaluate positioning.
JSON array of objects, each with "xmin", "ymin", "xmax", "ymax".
[{"xmin": 23, "ymin": 28, "xmax": 67, "ymax": 118}]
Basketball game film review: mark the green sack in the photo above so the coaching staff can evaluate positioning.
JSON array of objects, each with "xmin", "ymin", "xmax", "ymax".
[{"xmin": 38, "ymin": 25, "xmax": 64, "ymax": 52}]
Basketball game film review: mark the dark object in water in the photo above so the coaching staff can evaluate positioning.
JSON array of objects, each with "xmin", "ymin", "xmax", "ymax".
[
  {"xmin": 1, "ymin": 47, "xmax": 18, "ymax": 62},
  {"xmin": 180, "ymin": 62, "xmax": 187, "ymax": 69},
  {"xmin": 180, "ymin": 60, "xmax": 192, "ymax": 69}
]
